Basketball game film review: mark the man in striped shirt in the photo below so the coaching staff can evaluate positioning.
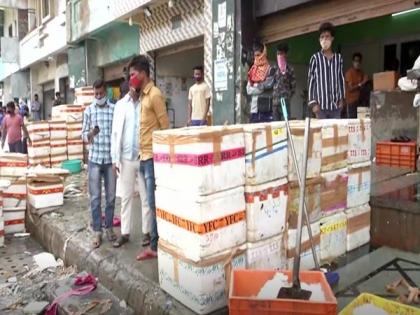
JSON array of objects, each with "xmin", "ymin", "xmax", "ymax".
[{"xmin": 308, "ymin": 22, "xmax": 345, "ymax": 119}]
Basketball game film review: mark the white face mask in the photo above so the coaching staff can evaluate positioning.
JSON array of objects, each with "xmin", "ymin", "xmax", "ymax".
[{"xmin": 95, "ymin": 96, "xmax": 107, "ymax": 106}]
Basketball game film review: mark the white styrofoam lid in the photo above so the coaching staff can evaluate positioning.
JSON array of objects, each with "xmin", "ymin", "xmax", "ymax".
[{"xmin": 0, "ymin": 180, "xmax": 11, "ymax": 189}]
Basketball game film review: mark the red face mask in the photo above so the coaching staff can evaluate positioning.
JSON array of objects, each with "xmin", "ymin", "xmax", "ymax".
[{"xmin": 129, "ymin": 74, "xmax": 142, "ymax": 91}]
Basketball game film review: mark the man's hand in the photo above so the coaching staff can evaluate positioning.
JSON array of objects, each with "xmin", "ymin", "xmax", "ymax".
[
  {"xmin": 187, "ymin": 119, "xmax": 192, "ymax": 127},
  {"xmin": 312, "ymin": 103, "xmax": 321, "ymax": 114},
  {"xmin": 112, "ymin": 163, "xmax": 120, "ymax": 176},
  {"xmin": 338, "ymin": 99, "xmax": 345, "ymax": 110}
]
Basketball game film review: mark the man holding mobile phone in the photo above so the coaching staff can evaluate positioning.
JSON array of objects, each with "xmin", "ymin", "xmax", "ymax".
[{"xmin": 82, "ymin": 79, "xmax": 116, "ymax": 248}]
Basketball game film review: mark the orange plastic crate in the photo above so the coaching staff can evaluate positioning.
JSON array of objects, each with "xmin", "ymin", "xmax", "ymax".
[
  {"xmin": 229, "ymin": 269, "xmax": 337, "ymax": 315},
  {"xmin": 376, "ymin": 141, "xmax": 417, "ymax": 171}
]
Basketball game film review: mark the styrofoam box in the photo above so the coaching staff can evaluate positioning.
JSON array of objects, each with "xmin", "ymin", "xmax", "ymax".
[
  {"xmin": 348, "ymin": 119, "xmax": 371, "ymax": 164},
  {"xmin": 26, "ymin": 121, "xmax": 50, "ymax": 141},
  {"xmin": 0, "ymin": 154, "xmax": 28, "ymax": 177},
  {"xmin": 67, "ymin": 139, "xmax": 83, "ymax": 155},
  {"xmin": 320, "ymin": 119, "xmax": 348, "ymax": 172},
  {"xmin": 68, "ymin": 153, "xmax": 84, "ymax": 161},
  {"xmin": 287, "ymin": 177, "xmax": 322, "ymax": 229},
  {"xmin": 245, "ymin": 178, "xmax": 288, "ymax": 242},
  {"xmin": 29, "ymin": 157, "xmax": 51, "ymax": 168},
  {"xmin": 51, "ymin": 154, "xmax": 68, "ymax": 167},
  {"xmin": 52, "ymin": 105, "xmax": 84, "ymax": 122},
  {"xmin": 49, "ymin": 120, "xmax": 67, "ymax": 139},
  {"xmin": 3, "ymin": 178, "xmax": 26, "ymax": 209},
  {"xmin": 247, "ymin": 233, "xmax": 286, "ymax": 270},
  {"xmin": 321, "ymin": 167, "xmax": 348, "ymax": 217},
  {"xmin": 288, "ymin": 121, "xmax": 322, "ymax": 181},
  {"xmin": 287, "ymin": 222, "xmax": 320, "ymax": 270},
  {"xmin": 28, "ymin": 139, "xmax": 50, "ymax": 158},
  {"xmin": 320, "ymin": 212, "xmax": 347, "ymax": 262},
  {"xmin": 347, "ymin": 161, "xmax": 371, "ymax": 209},
  {"xmin": 153, "ymin": 126, "xmax": 245, "ymax": 195},
  {"xmin": 158, "ymin": 241, "xmax": 246, "ymax": 315},
  {"xmin": 156, "ymin": 186, "xmax": 246, "ymax": 262},
  {"xmin": 51, "ymin": 139, "xmax": 67, "ymax": 156},
  {"xmin": 0, "ymin": 217, "xmax": 4, "ymax": 247},
  {"xmin": 4, "ymin": 207, "xmax": 26, "ymax": 234},
  {"xmin": 345, "ymin": 204, "xmax": 371, "ymax": 252},
  {"xmin": 67, "ymin": 122, "xmax": 83, "ymax": 139},
  {"xmin": 28, "ymin": 181, "xmax": 64, "ymax": 209},
  {"xmin": 243, "ymin": 122, "xmax": 288, "ymax": 185}
]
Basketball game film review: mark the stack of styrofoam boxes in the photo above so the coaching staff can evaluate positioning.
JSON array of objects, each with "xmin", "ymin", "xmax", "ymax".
[
  {"xmin": 286, "ymin": 121, "xmax": 322, "ymax": 269},
  {"xmin": 27, "ymin": 121, "xmax": 51, "ymax": 167},
  {"xmin": 319, "ymin": 120, "xmax": 349, "ymax": 263},
  {"xmin": 243, "ymin": 123, "xmax": 288, "ymax": 270},
  {"xmin": 0, "ymin": 153, "xmax": 28, "ymax": 237},
  {"xmin": 27, "ymin": 175, "xmax": 64, "ymax": 209},
  {"xmin": 49, "ymin": 120, "xmax": 68, "ymax": 167},
  {"xmin": 153, "ymin": 126, "xmax": 247, "ymax": 315},
  {"xmin": 75, "ymin": 86, "xmax": 94, "ymax": 163},
  {"xmin": 345, "ymin": 119, "xmax": 372, "ymax": 252},
  {"xmin": 0, "ymin": 180, "xmax": 11, "ymax": 246}
]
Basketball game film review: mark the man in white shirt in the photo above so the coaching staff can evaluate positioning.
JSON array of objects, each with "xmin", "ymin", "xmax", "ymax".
[
  {"xmin": 188, "ymin": 66, "xmax": 211, "ymax": 126},
  {"xmin": 111, "ymin": 79, "xmax": 151, "ymax": 248}
]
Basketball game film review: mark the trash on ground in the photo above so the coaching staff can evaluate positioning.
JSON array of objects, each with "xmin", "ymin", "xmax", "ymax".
[{"xmin": 33, "ymin": 253, "xmax": 59, "ymax": 271}]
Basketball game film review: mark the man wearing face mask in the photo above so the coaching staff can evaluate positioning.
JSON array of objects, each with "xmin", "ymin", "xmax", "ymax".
[
  {"xmin": 188, "ymin": 66, "xmax": 211, "ymax": 126},
  {"xmin": 272, "ymin": 43, "xmax": 296, "ymax": 121},
  {"xmin": 308, "ymin": 22, "xmax": 345, "ymax": 119},
  {"xmin": 110, "ymin": 73, "xmax": 152, "ymax": 248},
  {"xmin": 82, "ymin": 79, "xmax": 116, "ymax": 248},
  {"xmin": 344, "ymin": 53, "xmax": 368, "ymax": 118}
]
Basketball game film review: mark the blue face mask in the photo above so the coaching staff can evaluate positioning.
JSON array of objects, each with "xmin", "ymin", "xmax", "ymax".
[{"xmin": 95, "ymin": 96, "xmax": 107, "ymax": 106}]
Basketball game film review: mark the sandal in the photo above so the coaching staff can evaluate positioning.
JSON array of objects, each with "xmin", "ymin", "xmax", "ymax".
[
  {"xmin": 113, "ymin": 235, "xmax": 129, "ymax": 248},
  {"xmin": 92, "ymin": 233, "xmax": 102, "ymax": 249},
  {"xmin": 136, "ymin": 248, "xmax": 158, "ymax": 261},
  {"xmin": 105, "ymin": 228, "xmax": 117, "ymax": 242}
]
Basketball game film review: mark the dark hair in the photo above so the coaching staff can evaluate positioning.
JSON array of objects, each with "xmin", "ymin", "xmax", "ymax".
[
  {"xmin": 353, "ymin": 52, "xmax": 362, "ymax": 61},
  {"xmin": 6, "ymin": 101, "xmax": 15, "ymax": 110},
  {"xmin": 276, "ymin": 43, "xmax": 289, "ymax": 54},
  {"xmin": 34, "ymin": 93, "xmax": 38, "ymax": 98},
  {"xmin": 253, "ymin": 41, "xmax": 264, "ymax": 53},
  {"xmin": 193, "ymin": 66, "xmax": 204, "ymax": 73},
  {"xmin": 319, "ymin": 22, "xmax": 335, "ymax": 37},
  {"xmin": 55, "ymin": 92, "xmax": 60, "ymax": 97},
  {"xmin": 93, "ymin": 79, "xmax": 106, "ymax": 89},
  {"xmin": 128, "ymin": 55, "xmax": 150, "ymax": 77}
]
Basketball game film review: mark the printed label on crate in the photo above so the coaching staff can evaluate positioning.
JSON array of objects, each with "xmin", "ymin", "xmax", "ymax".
[{"xmin": 320, "ymin": 219, "xmax": 347, "ymax": 234}]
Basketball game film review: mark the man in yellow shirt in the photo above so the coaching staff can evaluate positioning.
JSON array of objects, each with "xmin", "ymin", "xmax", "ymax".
[
  {"xmin": 188, "ymin": 66, "xmax": 211, "ymax": 126},
  {"xmin": 344, "ymin": 52, "xmax": 368, "ymax": 118}
]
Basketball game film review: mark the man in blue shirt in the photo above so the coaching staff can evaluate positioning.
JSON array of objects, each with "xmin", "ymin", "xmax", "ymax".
[{"xmin": 82, "ymin": 79, "xmax": 116, "ymax": 248}]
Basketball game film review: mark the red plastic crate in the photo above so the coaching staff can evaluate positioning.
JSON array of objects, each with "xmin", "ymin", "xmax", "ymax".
[{"xmin": 376, "ymin": 141, "xmax": 417, "ymax": 171}]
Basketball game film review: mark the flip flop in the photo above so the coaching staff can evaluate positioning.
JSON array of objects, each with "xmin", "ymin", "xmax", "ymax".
[
  {"xmin": 136, "ymin": 248, "xmax": 157, "ymax": 261},
  {"xmin": 92, "ymin": 233, "xmax": 102, "ymax": 249}
]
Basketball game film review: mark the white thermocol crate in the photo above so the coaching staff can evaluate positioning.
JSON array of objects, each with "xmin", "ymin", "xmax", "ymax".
[
  {"xmin": 287, "ymin": 177, "xmax": 322, "ymax": 229},
  {"xmin": 27, "ymin": 180, "xmax": 64, "ymax": 209},
  {"xmin": 348, "ymin": 118, "xmax": 371, "ymax": 164},
  {"xmin": 321, "ymin": 168, "xmax": 348, "ymax": 217},
  {"xmin": 153, "ymin": 126, "xmax": 245, "ymax": 195},
  {"xmin": 3, "ymin": 177, "xmax": 26, "ymax": 209},
  {"xmin": 320, "ymin": 212, "xmax": 347, "ymax": 262},
  {"xmin": 320, "ymin": 119, "xmax": 348, "ymax": 172},
  {"xmin": 49, "ymin": 120, "xmax": 67, "ymax": 139},
  {"xmin": 28, "ymin": 139, "xmax": 50, "ymax": 158},
  {"xmin": 0, "ymin": 153, "xmax": 28, "ymax": 177},
  {"xmin": 345, "ymin": 204, "xmax": 371, "ymax": 252},
  {"xmin": 347, "ymin": 161, "xmax": 371, "ymax": 209},
  {"xmin": 288, "ymin": 121, "xmax": 322, "ymax": 181},
  {"xmin": 52, "ymin": 105, "xmax": 84, "ymax": 122},
  {"xmin": 156, "ymin": 186, "xmax": 246, "ymax": 262},
  {"xmin": 66, "ymin": 122, "xmax": 83, "ymax": 139},
  {"xmin": 51, "ymin": 139, "xmax": 67, "ymax": 156},
  {"xmin": 0, "ymin": 217, "xmax": 4, "ymax": 247},
  {"xmin": 243, "ymin": 122, "xmax": 288, "ymax": 185},
  {"xmin": 4, "ymin": 207, "xmax": 26, "ymax": 234},
  {"xmin": 245, "ymin": 178, "xmax": 288, "ymax": 242},
  {"xmin": 286, "ymin": 222, "xmax": 320, "ymax": 270},
  {"xmin": 26, "ymin": 121, "xmax": 50, "ymax": 142},
  {"xmin": 67, "ymin": 139, "xmax": 83, "ymax": 155},
  {"xmin": 246, "ymin": 233, "xmax": 286, "ymax": 270},
  {"xmin": 0, "ymin": 179, "xmax": 11, "ymax": 216},
  {"xmin": 158, "ymin": 240, "xmax": 246, "ymax": 315}
]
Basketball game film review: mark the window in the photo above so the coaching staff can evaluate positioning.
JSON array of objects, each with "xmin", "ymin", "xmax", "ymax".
[
  {"xmin": 37, "ymin": 0, "xmax": 54, "ymax": 24},
  {"xmin": 42, "ymin": 0, "xmax": 50, "ymax": 18}
]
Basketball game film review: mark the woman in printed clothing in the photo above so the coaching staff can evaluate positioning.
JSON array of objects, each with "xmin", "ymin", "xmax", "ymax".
[{"xmin": 246, "ymin": 41, "xmax": 275, "ymax": 123}]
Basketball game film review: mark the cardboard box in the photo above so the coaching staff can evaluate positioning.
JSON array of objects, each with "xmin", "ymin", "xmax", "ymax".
[{"xmin": 373, "ymin": 71, "xmax": 398, "ymax": 91}]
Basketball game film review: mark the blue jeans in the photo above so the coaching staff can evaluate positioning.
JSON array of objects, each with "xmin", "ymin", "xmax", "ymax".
[
  {"xmin": 250, "ymin": 112, "xmax": 272, "ymax": 123},
  {"xmin": 8, "ymin": 140, "xmax": 22, "ymax": 153},
  {"xmin": 139, "ymin": 159, "xmax": 158, "ymax": 251},
  {"xmin": 190, "ymin": 120, "xmax": 207, "ymax": 126},
  {"xmin": 88, "ymin": 161, "xmax": 116, "ymax": 232}
]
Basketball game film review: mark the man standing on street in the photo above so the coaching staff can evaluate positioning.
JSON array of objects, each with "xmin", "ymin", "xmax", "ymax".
[
  {"xmin": 31, "ymin": 94, "xmax": 42, "ymax": 121},
  {"xmin": 308, "ymin": 22, "xmax": 345, "ymax": 119},
  {"xmin": 111, "ymin": 72, "xmax": 151, "ymax": 248},
  {"xmin": 128, "ymin": 55, "xmax": 169, "ymax": 261},
  {"xmin": 344, "ymin": 52, "xmax": 368, "ymax": 118},
  {"xmin": 272, "ymin": 43, "xmax": 296, "ymax": 121},
  {"xmin": 188, "ymin": 66, "xmax": 211, "ymax": 126},
  {"xmin": 82, "ymin": 79, "xmax": 116, "ymax": 248},
  {"xmin": 1, "ymin": 101, "xmax": 28, "ymax": 153}
]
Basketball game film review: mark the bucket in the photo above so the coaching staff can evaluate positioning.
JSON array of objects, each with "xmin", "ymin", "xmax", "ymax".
[{"xmin": 61, "ymin": 160, "xmax": 82, "ymax": 174}]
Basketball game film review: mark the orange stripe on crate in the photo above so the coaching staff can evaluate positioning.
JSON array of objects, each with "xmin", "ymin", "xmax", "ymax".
[
  {"xmin": 5, "ymin": 219, "xmax": 24, "ymax": 226},
  {"xmin": 0, "ymin": 230, "xmax": 4, "ymax": 237},
  {"xmin": 29, "ymin": 128, "xmax": 50, "ymax": 132},
  {"xmin": 0, "ymin": 161, "xmax": 27, "ymax": 167},
  {"xmin": 28, "ymin": 187, "xmax": 63, "ymax": 195},
  {"xmin": 156, "ymin": 208, "xmax": 246, "ymax": 234},
  {"xmin": 3, "ymin": 192, "xmax": 26, "ymax": 199}
]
